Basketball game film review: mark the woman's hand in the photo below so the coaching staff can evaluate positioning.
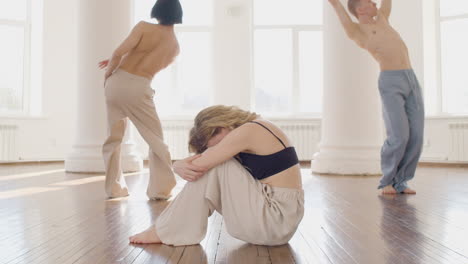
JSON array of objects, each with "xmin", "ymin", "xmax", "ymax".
[
  {"xmin": 98, "ymin": 60, "xmax": 109, "ymax": 69},
  {"xmin": 103, "ymin": 71, "xmax": 112, "ymax": 87},
  {"xmin": 173, "ymin": 154, "xmax": 208, "ymax": 182}
]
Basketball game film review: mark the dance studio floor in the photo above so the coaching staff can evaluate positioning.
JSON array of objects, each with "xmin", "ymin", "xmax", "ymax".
[{"xmin": 0, "ymin": 162, "xmax": 467, "ymax": 264}]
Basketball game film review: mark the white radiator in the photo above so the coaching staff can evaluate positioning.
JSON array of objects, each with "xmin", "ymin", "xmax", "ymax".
[
  {"xmin": 449, "ymin": 123, "xmax": 468, "ymax": 162},
  {"xmin": 162, "ymin": 120, "xmax": 321, "ymax": 161},
  {"xmin": 163, "ymin": 121, "xmax": 192, "ymax": 160},
  {"xmin": 0, "ymin": 125, "xmax": 18, "ymax": 161},
  {"xmin": 276, "ymin": 121, "xmax": 321, "ymax": 160}
]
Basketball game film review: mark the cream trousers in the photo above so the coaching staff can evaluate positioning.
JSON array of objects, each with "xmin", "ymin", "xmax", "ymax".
[
  {"xmin": 156, "ymin": 159, "xmax": 304, "ymax": 246},
  {"xmin": 102, "ymin": 69, "xmax": 176, "ymax": 199}
]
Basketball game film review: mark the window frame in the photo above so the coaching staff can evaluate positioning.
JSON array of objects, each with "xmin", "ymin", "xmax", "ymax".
[
  {"xmin": 252, "ymin": 22, "xmax": 323, "ymax": 117},
  {"xmin": 173, "ymin": 25, "xmax": 214, "ymax": 115},
  {"xmin": 437, "ymin": 0, "xmax": 468, "ymax": 115},
  {"xmin": 0, "ymin": 0, "xmax": 32, "ymax": 115}
]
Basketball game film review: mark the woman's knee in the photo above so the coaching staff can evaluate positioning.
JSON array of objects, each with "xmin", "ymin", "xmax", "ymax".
[{"xmin": 205, "ymin": 158, "xmax": 244, "ymax": 178}]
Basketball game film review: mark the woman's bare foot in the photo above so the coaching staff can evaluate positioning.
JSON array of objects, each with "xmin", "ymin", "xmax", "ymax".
[
  {"xmin": 107, "ymin": 186, "xmax": 129, "ymax": 199},
  {"xmin": 402, "ymin": 188, "xmax": 416, "ymax": 194},
  {"xmin": 382, "ymin": 185, "xmax": 397, "ymax": 195},
  {"xmin": 129, "ymin": 226, "xmax": 162, "ymax": 244}
]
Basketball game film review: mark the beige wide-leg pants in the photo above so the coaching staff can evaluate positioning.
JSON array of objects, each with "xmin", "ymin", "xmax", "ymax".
[
  {"xmin": 155, "ymin": 158, "xmax": 304, "ymax": 246},
  {"xmin": 103, "ymin": 69, "xmax": 176, "ymax": 199}
]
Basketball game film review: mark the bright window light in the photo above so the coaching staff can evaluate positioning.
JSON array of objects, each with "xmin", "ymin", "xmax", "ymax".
[
  {"xmin": 133, "ymin": 0, "xmax": 213, "ymax": 117},
  {"xmin": 440, "ymin": 19, "xmax": 468, "ymax": 114}
]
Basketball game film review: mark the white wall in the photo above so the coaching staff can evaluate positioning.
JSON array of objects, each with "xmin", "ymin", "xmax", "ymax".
[
  {"xmin": 389, "ymin": 0, "xmax": 467, "ymax": 163},
  {"xmin": 0, "ymin": 0, "xmax": 466, "ymax": 164},
  {"xmin": 391, "ymin": 0, "xmax": 425, "ymax": 83},
  {"xmin": 132, "ymin": 116, "xmax": 467, "ymax": 163},
  {"xmin": 0, "ymin": 0, "xmax": 78, "ymax": 161},
  {"xmin": 134, "ymin": 0, "xmax": 467, "ymax": 164},
  {"xmin": 212, "ymin": 0, "xmax": 253, "ymax": 109},
  {"xmin": 422, "ymin": 0, "xmax": 440, "ymax": 116}
]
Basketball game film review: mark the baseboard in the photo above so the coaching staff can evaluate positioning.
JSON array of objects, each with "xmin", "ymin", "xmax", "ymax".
[
  {"xmin": 2, "ymin": 159, "xmax": 467, "ymax": 169},
  {"xmin": 0, "ymin": 160, "xmax": 64, "ymax": 165},
  {"xmin": 419, "ymin": 162, "xmax": 468, "ymax": 168}
]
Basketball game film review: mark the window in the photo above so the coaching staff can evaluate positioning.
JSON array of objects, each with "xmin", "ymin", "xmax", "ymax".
[
  {"xmin": 254, "ymin": 0, "xmax": 323, "ymax": 115},
  {"xmin": 439, "ymin": 0, "xmax": 468, "ymax": 114},
  {"xmin": 133, "ymin": 0, "xmax": 213, "ymax": 117},
  {"xmin": 0, "ymin": 0, "xmax": 42, "ymax": 115}
]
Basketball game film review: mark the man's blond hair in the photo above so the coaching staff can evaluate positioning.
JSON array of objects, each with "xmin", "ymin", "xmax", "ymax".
[{"xmin": 348, "ymin": 0, "xmax": 361, "ymax": 18}]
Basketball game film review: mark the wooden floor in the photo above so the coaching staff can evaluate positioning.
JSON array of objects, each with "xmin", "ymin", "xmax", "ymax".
[{"xmin": 1, "ymin": 163, "xmax": 468, "ymax": 264}]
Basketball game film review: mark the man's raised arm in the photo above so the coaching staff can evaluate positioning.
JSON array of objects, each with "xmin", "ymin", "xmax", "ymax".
[
  {"xmin": 379, "ymin": 0, "xmax": 392, "ymax": 20},
  {"xmin": 327, "ymin": 0, "xmax": 364, "ymax": 45}
]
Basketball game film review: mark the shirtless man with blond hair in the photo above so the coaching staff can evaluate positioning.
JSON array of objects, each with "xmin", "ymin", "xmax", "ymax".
[
  {"xmin": 328, "ymin": 0, "xmax": 425, "ymax": 194},
  {"xmin": 98, "ymin": 0, "xmax": 194, "ymax": 199}
]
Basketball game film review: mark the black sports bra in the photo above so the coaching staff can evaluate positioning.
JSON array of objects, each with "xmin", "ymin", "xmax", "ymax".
[{"xmin": 237, "ymin": 121, "xmax": 299, "ymax": 180}]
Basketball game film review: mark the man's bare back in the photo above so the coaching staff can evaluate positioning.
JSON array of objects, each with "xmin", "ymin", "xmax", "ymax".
[
  {"xmin": 120, "ymin": 21, "xmax": 180, "ymax": 79},
  {"xmin": 329, "ymin": 0, "xmax": 411, "ymax": 71},
  {"xmin": 102, "ymin": 21, "xmax": 179, "ymax": 81}
]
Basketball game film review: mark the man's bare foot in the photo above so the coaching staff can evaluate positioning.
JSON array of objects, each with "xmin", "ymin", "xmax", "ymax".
[
  {"xmin": 108, "ymin": 192, "xmax": 129, "ymax": 199},
  {"xmin": 402, "ymin": 188, "xmax": 416, "ymax": 194},
  {"xmin": 129, "ymin": 226, "xmax": 162, "ymax": 244},
  {"xmin": 381, "ymin": 185, "xmax": 397, "ymax": 195}
]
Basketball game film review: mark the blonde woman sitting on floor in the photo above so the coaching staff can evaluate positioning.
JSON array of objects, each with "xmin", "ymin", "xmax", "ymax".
[{"xmin": 130, "ymin": 105, "xmax": 304, "ymax": 246}]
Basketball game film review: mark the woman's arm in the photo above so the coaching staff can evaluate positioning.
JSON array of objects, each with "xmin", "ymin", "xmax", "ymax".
[
  {"xmin": 172, "ymin": 125, "xmax": 252, "ymax": 181},
  {"xmin": 191, "ymin": 124, "xmax": 252, "ymax": 170},
  {"xmin": 104, "ymin": 22, "xmax": 145, "ymax": 80},
  {"xmin": 173, "ymin": 154, "xmax": 208, "ymax": 182}
]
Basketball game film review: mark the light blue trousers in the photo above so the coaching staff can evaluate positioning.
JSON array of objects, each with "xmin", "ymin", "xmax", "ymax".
[{"xmin": 377, "ymin": 69, "xmax": 425, "ymax": 192}]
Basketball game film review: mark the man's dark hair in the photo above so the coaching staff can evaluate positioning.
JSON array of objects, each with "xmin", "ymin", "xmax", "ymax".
[{"xmin": 151, "ymin": 0, "xmax": 183, "ymax": 25}]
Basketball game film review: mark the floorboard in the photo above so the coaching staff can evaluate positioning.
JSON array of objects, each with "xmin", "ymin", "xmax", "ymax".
[{"xmin": 0, "ymin": 163, "xmax": 467, "ymax": 264}]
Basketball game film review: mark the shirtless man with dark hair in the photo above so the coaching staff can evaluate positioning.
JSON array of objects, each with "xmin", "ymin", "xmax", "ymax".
[{"xmin": 98, "ymin": 0, "xmax": 201, "ymax": 199}]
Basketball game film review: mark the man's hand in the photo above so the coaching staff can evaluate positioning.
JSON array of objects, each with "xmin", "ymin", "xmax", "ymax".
[
  {"xmin": 328, "ymin": 0, "xmax": 339, "ymax": 5},
  {"xmin": 173, "ymin": 154, "xmax": 208, "ymax": 182},
  {"xmin": 98, "ymin": 60, "xmax": 109, "ymax": 69}
]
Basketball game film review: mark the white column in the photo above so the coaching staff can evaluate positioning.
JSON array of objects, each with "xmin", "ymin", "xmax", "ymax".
[
  {"xmin": 212, "ymin": 0, "xmax": 253, "ymax": 109},
  {"xmin": 311, "ymin": 0, "xmax": 383, "ymax": 175},
  {"xmin": 65, "ymin": 0, "xmax": 142, "ymax": 173}
]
